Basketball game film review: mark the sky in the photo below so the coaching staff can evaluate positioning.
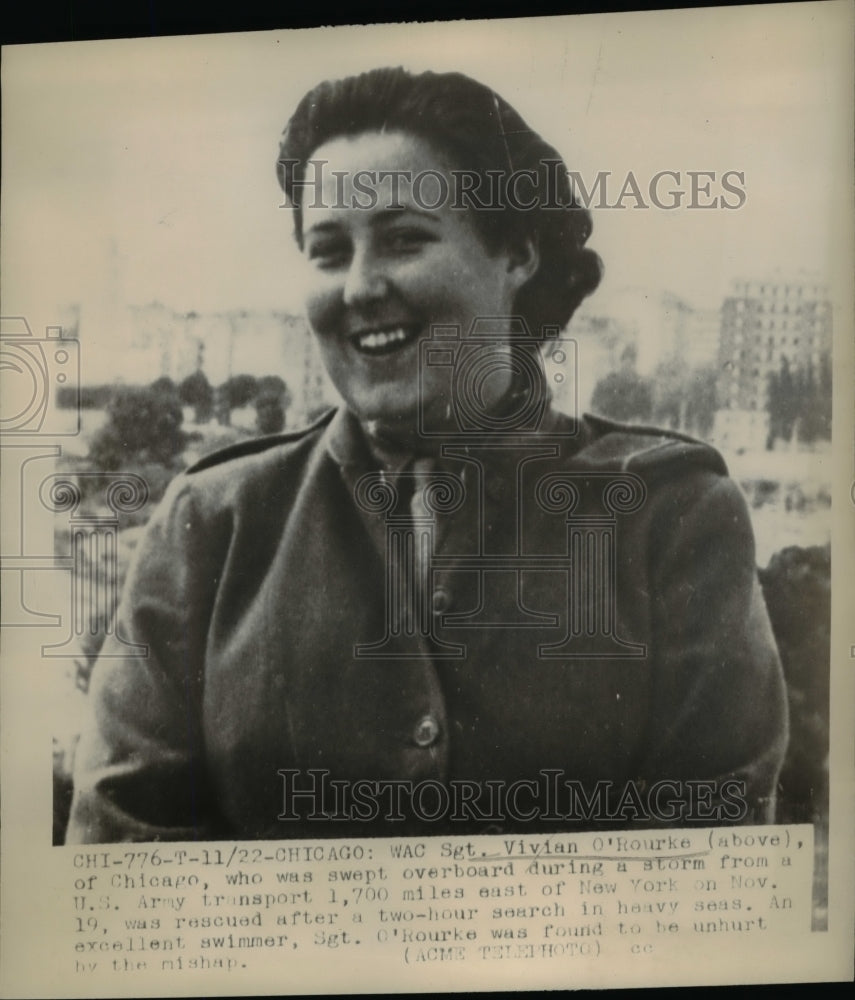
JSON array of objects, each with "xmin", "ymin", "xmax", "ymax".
[{"xmin": 2, "ymin": 3, "xmax": 851, "ymax": 351}]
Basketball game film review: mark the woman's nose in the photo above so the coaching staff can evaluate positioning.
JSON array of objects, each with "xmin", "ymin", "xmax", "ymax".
[{"xmin": 342, "ymin": 250, "xmax": 389, "ymax": 306}]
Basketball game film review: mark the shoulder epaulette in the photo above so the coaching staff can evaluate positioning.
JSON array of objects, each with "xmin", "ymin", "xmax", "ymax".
[
  {"xmin": 580, "ymin": 412, "xmax": 729, "ymax": 479},
  {"xmin": 185, "ymin": 407, "xmax": 336, "ymax": 474}
]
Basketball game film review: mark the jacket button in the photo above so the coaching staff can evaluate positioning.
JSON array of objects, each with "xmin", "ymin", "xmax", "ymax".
[
  {"xmin": 413, "ymin": 714, "xmax": 440, "ymax": 747},
  {"xmin": 432, "ymin": 588, "xmax": 450, "ymax": 614}
]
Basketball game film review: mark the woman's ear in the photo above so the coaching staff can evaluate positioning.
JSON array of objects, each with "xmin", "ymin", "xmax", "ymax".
[{"xmin": 506, "ymin": 233, "xmax": 540, "ymax": 292}]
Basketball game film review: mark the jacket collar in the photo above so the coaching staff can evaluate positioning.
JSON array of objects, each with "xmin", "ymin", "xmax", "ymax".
[{"xmin": 322, "ymin": 405, "xmax": 586, "ymax": 502}]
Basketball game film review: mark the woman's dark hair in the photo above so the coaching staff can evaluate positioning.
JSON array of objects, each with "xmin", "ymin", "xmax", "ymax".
[{"xmin": 277, "ymin": 67, "xmax": 601, "ymax": 335}]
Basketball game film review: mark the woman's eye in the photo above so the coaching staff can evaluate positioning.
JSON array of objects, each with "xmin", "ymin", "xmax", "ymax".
[
  {"xmin": 307, "ymin": 242, "xmax": 350, "ymax": 269},
  {"xmin": 385, "ymin": 229, "xmax": 435, "ymax": 253}
]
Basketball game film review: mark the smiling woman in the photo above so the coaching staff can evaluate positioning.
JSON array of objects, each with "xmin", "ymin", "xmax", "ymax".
[
  {"xmin": 298, "ymin": 129, "xmax": 538, "ymax": 432},
  {"xmin": 65, "ymin": 67, "xmax": 788, "ymax": 843}
]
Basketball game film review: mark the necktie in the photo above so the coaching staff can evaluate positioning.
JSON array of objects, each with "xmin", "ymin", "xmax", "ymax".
[
  {"xmin": 408, "ymin": 457, "xmax": 436, "ymax": 519},
  {"xmin": 407, "ymin": 457, "xmax": 437, "ymax": 633}
]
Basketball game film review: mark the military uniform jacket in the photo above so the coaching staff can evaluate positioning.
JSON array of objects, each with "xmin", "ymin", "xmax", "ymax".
[{"xmin": 66, "ymin": 407, "xmax": 788, "ymax": 842}]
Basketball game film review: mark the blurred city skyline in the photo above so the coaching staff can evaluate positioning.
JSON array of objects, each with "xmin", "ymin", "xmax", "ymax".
[{"xmin": 3, "ymin": 5, "xmax": 849, "ymax": 343}]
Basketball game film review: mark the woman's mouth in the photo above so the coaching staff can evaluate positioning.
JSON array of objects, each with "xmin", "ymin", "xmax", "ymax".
[{"xmin": 350, "ymin": 325, "xmax": 421, "ymax": 357}]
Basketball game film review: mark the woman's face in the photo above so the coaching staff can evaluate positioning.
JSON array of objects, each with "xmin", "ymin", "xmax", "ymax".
[{"xmin": 299, "ymin": 130, "xmax": 536, "ymax": 433}]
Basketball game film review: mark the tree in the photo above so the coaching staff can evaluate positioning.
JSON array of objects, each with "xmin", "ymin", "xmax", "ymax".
[
  {"xmin": 213, "ymin": 374, "xmax": 259, "ymax": 428},
  {"xmin": 766, "ymin": 356, "xmax": 798, "ymax": 449},
  {"xmin": 254, "ymin": 375, "xmax": 292, "ymax": 435},
  {"xmin": 255, "ymin": 394, "xmax": 286, "ymax": 434},
  {"xmin": 222, "ymin": 374, "xmax": 259, "ymax": 410},
  {"xmin": 684, "ymin": 366, "xmax": 718, "ymax": 440},
  {"xmin": 179, "ymin": 370, "xmax": 214, "ymax": 423},
  {"xmin": 590, "ymin": 371, "xmax": 653, "ymax": 423},
  {"xmin": 651, "ymin": 354, "xmax": 688, "ymax": 430},
  {"xmin": 256, "ymin": 375, "xmax": 289, "ymax": 400},
  {"xmin": 797, "ymin": 354, "xmax": 832, "ymax": 445},
  {"xmin": 150, "ymin": 375, "xmax": 179, "ymax": 398},
  {"xmin": 89, "ymin": 385, "xmax": 185, "ymax": 471},
  {"xmin": 59, "ymin": 384, "xmax": 112, "ymax": 410}
]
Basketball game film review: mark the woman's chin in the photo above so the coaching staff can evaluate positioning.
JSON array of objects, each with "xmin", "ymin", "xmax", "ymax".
[
  {"xmin": 360, "ymin": 409, "xmax": 422, "ymax": 443},
  {"xmin": 353, "ymin": 393, "xmax": 454, "ymax": 449}
]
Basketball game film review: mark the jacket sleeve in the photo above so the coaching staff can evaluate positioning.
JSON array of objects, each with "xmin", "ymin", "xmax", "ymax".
[
  {"xmin": 65, "ymin": 477, "xmax": 225, "ymax": 843},
  {"xmin": 638, "ymin": 469, "xmax": 789, "ymax": 825}
]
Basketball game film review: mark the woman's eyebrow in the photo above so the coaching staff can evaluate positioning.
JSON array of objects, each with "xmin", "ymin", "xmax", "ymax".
[
  {"xmin": 373, "ymin": 206, "xmax": 441, "ymax": 225},
  {"xmin": 303, "ymin": 220, "xmax": 343, "ymax": 238},
  {"xmin": 304, "ymin": 206, "xmax": 441, "ymax": 239}
]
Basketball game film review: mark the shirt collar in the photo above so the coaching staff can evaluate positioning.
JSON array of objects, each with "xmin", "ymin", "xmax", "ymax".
[{"xmin": 323, "ymin": 405, "xmax": 583, "ymax": 502}]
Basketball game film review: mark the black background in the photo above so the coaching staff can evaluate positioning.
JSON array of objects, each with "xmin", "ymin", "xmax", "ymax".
[{"xmin": 3, "ymin": 0, "xmax": 788, "ymax": 45}]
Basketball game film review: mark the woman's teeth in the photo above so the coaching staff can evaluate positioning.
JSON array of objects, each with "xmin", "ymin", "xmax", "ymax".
[{"xmin": 354, "ymin": 326, "xmax": 418, "ymax": 354}]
